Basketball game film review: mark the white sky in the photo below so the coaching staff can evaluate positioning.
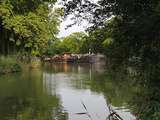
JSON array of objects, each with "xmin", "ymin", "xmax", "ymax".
[
  {"xmin": 54, "ymin": 0, "xmax": 99, "ymax": 38},
  {"xmin": 58, "ymin": 16, "xmax": 90, "ymax": 38}
]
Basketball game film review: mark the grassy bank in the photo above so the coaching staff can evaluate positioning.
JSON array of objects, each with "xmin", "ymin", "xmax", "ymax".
[{"xmin": 0, "ymin": 56, "xmax": 21, "ymax": 74}]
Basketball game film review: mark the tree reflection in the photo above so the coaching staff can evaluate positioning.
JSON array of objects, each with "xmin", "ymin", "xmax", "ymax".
[
  {"xmin": 42, "ymin": 62, "xmax": 160, "ymax": 120},
  {"xmin": 0, "ymin": 69, "xmax": 68, "ymax": 120},
  {"xmin": 104, "ymin": 64, "xmax": 160, "ymax": 120}
]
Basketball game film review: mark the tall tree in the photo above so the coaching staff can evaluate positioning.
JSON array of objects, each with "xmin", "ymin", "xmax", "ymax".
[{"xmin": 0, "ymin": 0, "xmax": 62, "ymax": 56}]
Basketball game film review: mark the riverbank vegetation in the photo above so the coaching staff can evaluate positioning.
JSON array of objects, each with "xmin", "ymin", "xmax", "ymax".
[
  {"xmin": 0, "ymin": 0, "xmax": 62, "ymax": 71},
  {"xmin": 0, "ymin": 56, "xmax": 21, "ymax": 74}
]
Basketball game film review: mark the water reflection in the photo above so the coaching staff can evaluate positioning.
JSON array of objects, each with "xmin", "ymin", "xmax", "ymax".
[
  {"xmin": 0, "ymin": 69, "xmax": 68, "ymax": 120},
  {"xmin": 1, "ymin": 62, "xmax": 154, "ymax": 120},
  {"xmin": 43, "ymin": 63, "xmax": 136, "ymax": 120}
]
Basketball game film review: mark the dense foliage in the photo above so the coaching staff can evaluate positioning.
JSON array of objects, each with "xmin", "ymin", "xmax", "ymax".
[
  {"xmin": 0, "ymin": 56, "xmax": 21, "ymax": 74},
  {"xmin": 44, "ymin": 32, "xmax": 87, "ymax": 56},
  {"xmin": 61, "ymin": 0, "xmax": 160, "ymax": 64},
  {"xmin": 0, "ymin": 0, "xmax": 62, "ymax": 56}
]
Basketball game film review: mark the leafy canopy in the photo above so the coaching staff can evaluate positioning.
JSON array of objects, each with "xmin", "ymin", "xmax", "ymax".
[{"xmin": 0, "ymin": 0, "xmax": 63, "ymax": 56}]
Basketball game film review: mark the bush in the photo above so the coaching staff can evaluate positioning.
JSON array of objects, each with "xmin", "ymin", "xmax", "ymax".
[
  {"xmin": 0, "ymin": 56, "xmax": 21, "ymax": 74},
  {"xmin": 11, "ymin": 63, "xmax": 22, "ymax": 72}
]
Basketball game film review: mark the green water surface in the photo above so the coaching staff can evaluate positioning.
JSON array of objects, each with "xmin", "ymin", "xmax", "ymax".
[{"xmin": 0, "ymin": 63, "xmax": 148, "ymax": 120}]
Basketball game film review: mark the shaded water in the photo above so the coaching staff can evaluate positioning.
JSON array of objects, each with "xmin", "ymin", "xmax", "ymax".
[{"xmin": 0, "ymin": 63, "xmax": 138, "ymax": 120}]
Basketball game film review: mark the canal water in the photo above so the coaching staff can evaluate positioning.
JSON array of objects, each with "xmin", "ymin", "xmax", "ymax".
[{"xmin": 0, "ymin": 63, "xmax": 137, "ymax": 120}]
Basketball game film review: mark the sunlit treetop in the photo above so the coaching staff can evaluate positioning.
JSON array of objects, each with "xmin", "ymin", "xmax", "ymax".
[{"xmin": 0, "ymin": 0, "xmax": 63, "ymax": 56}]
